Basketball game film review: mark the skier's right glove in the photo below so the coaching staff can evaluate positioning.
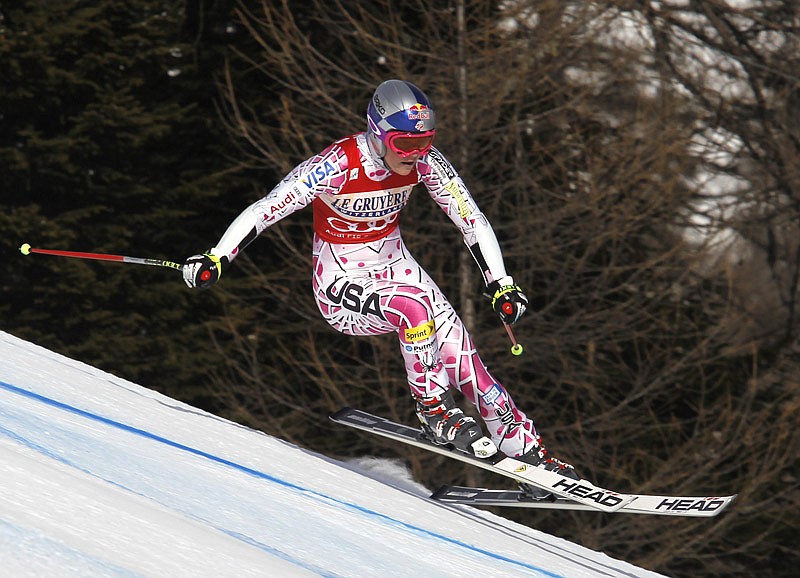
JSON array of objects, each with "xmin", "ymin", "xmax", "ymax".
[{"xmin": 183, "ymin": 252, "xmax": 228, "ymax": 289}]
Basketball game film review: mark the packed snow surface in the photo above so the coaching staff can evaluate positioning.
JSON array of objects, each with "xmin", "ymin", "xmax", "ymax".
[{"xmin": 0, "ymin": 331, "xmax": 665, "ymax": 577}]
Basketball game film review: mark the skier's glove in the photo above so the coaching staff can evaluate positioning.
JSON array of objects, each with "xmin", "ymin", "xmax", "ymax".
[
  {"xmin": 183, "ymin": 252, "xmax": 227, "ymax": 289},
  {"xmin": 486, "ymin": 276, "xmax": 528, "ymax": 325}
]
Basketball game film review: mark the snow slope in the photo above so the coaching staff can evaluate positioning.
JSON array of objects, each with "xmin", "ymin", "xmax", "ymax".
[{"xmin": 0, "ymin": 331, "xmax": 666, "ymax": 578}]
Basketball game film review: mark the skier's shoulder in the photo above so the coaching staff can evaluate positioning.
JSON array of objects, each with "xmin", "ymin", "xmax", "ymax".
[
  {"xmin": 419, "ymin": 145, "xmax": 458, "ymax": 182},
  {"xmin": 292, "ymin": 134, "xmax": 356, "ymax": 192},
  {"xmin": 321, "ymin": 133, "xmax": 363, "ymax": 161}
]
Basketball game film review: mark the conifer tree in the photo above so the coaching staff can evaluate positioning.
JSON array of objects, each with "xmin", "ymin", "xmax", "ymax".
[{"xmin": 0, "ymin": 0, "xmax": 257, "ymax": 398}]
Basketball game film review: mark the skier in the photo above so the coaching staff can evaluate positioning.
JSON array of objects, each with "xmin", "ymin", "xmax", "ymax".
[{"xmin": 183, "ymin": 79, "xmax": 577, "ymax": 482}]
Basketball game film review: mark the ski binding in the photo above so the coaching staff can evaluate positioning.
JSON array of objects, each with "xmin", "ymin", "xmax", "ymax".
[{"xmin": 330, "ymin": 407, "xmax": 632, "ymax": 513}]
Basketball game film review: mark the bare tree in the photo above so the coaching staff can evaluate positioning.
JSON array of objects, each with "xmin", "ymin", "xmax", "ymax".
[{"xmin": 200, "ymin": 1, "xmax": 799, "ymax": 576}]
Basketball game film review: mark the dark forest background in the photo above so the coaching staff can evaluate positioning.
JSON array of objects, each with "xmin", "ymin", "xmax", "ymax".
[{"xmin": 2, "ymin": 2, "xmax": 798, "ymax": 577}]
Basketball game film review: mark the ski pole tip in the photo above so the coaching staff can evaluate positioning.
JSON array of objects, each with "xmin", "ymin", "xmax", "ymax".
[
  {"xmin": 19, "ymin": 243, "xmax": 31, "ymax": 255},
  {"xmin": 511, "ymin": 343, "xmax": 524, "ymax": 356}
]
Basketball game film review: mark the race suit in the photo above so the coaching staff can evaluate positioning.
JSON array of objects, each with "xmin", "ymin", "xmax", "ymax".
[{"xmin": 209, "ymin": 132, "xmax": 539, "ymax": 457}]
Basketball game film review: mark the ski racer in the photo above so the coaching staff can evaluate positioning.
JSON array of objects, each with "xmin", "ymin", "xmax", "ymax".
[{"xmin": 183, "ymin": 79, "xmax": 577, "ymax": 482}]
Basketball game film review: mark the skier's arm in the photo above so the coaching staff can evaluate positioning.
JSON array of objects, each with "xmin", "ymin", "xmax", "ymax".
[
  {"xmin": 183, "ymin": 144, "xmax": 347, "ymax": 289},
  {"xmin": 418, "ymin": 148, "xmax": 528, "ymax": 324}
]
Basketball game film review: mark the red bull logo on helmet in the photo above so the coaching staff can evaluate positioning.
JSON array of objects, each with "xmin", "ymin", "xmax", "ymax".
[{"xmin": 407, "ymin": 103, "xmax": 431, "ymax": 120}]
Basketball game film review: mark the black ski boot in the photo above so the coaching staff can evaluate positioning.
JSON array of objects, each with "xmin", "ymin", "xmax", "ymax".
[
  {"xmin": 515, "ymin": 438, "xmax": 579, "ymax": 499},
  {"xmin": 415, "ymin": 390, "xmax": 497, "ymax": 458}
]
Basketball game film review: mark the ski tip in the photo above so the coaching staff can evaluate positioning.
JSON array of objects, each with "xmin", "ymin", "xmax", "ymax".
[
  {"xmin": 712, "ymin": 494, "xmax": 738, "ymax": 516},
  {"xmin": 329, "ymin": 407, "xmax": 353, "ymax": 421}
]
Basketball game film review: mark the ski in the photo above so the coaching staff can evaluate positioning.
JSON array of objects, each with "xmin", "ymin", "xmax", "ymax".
[
  {"xmin": 431, "ymin": 485, "xmax": 736, "ymax": 517},
  {"xmin": 330, "ymin": 407, "xmax": 633, "ymax": 513}
]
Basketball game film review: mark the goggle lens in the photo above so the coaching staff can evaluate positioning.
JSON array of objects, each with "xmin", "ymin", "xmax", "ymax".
[{"xmin": 386, "ymin": 131, "xmax": 435, "ymax": 157}]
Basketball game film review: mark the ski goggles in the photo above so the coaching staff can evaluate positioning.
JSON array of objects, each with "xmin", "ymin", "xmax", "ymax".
[{"xmin": 385, "ymin": 130, "xmax": 436, "ymax": 157}]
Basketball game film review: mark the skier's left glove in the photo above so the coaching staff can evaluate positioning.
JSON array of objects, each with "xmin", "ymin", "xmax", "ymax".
[
  {"xmin": 486, "ymin": 276, "xmax": 528, "ymax": 325},
  {"xmin": 183, "ymin": 252, "xmax": 228, "ymax": 289}
]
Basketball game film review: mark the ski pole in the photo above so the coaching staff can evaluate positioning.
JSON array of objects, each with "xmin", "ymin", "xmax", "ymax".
[
  {"xmin": 19, "ymin": 243, "xmax": 182, "ymax": 271},
  {"xmin": 503, "ymin": 322, "xmax": 524, "ymax": 356},
  {"xmin": 500, "ymin": 300, "xmax": 525, "ymax": 356}
]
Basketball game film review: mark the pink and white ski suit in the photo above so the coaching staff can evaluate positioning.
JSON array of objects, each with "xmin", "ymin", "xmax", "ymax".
[{"xmin": 210, "ymin": 132, "xmax": 539, "ymax": 457}]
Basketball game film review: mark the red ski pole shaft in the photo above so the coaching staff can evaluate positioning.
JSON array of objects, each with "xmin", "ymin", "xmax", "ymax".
[
  {"xmin": 500, "ymin": 302, "xmax": 525, "ymax": 356},
  {"xmin": 503, "ymin": 322, "xmax": 524, "ymax": 356},
  {"xmin": 19, "ymin": 243, "xmax": 182, "ymax": 271}
]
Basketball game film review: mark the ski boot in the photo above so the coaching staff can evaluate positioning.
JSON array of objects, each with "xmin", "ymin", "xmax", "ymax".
[
  {"xmin": 415, "ymin": 390, "xmax": 497, "ymax": 458},
  {"xmin": 515, "ymin": 437, "xmax": 579, "ymax": 500}
]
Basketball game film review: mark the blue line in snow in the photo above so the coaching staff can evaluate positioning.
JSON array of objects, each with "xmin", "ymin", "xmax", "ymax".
[{"xmin": 0, "ymin": 379, "xmax": 564, "ymax": 578}]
